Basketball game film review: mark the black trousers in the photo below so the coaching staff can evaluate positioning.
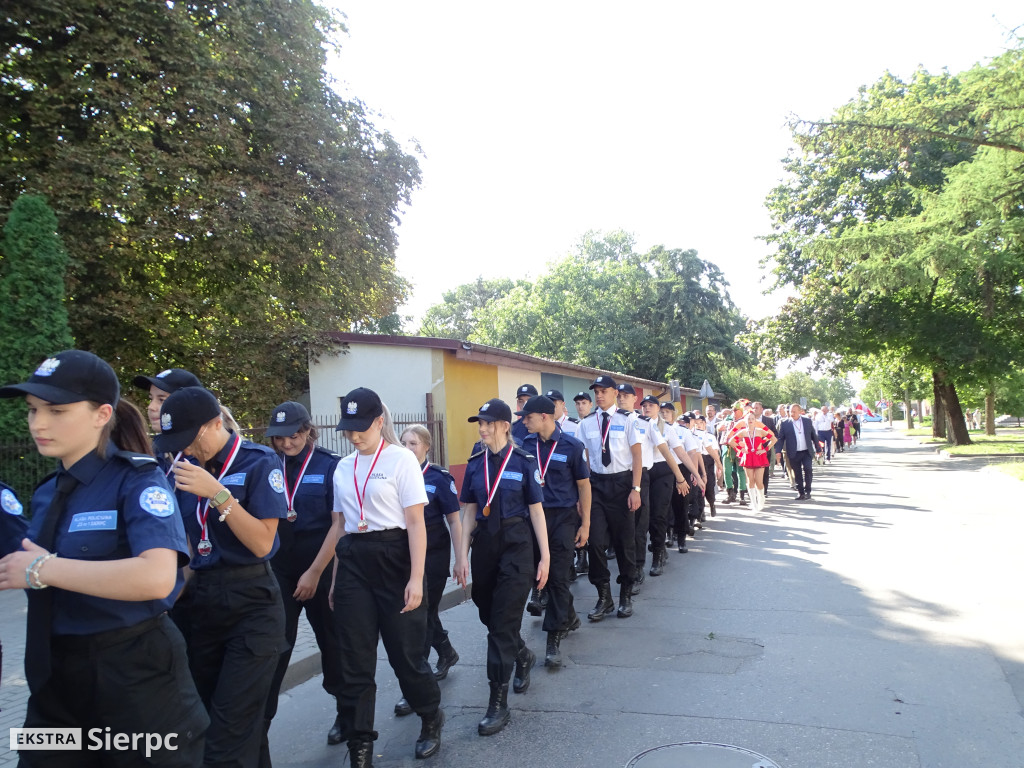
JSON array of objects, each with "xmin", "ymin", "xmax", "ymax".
[
  {"xmin": 265, "ymin": 533, "xmax": 344, "ymax": 723},
  {"xmin": 333, "ymin": 531, "xmax": 440, "ymax": 741},
  {"xmin": 541, "ymin": 506, "xmax": 578, "ymax": 632},
  {"xmin": 587, "ymin": 471, "xmax": 635, "ymax": 587},
  {"xmin": 676, "ymin": 483, "xmax": 701, "ymax": 546},
  {"xmin": 20, "ymin": 615, "xmax": 208, "ymax": 768},
  {"xmin": 189, "ymin": 563, "xmax": 286, "ymax": 768},
  {"xmin": 702, "ymin": 454, "xmax": 716, "ymax": 505},
  {"xmin": 790, "ymin": 449, "xmax": 814, "ymax": 495},
  {"xmin": 470, "ymin": 517, "xmax": 534, "ymax": 683},
  {"xmin": 424, "ymin": 524, "xmax": 454, "ymax": 656},
  {"xmin": 632, "ymin": 469, "xmax": 651, "ymax": 574},
  {"xmin": 647, "ymin": 462, "xmax": 674, "ymax": 555}
]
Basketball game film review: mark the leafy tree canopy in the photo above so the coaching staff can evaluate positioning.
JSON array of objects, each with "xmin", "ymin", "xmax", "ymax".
[{"xmin": 1, "ymin": 1, "xmax": 420, "ymax": 423}]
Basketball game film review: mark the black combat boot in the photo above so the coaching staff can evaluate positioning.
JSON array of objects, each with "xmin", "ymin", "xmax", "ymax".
[
  {"xmin": 649, "ymin": 548, "xmax": 666, "ymax": 577},
  {"xmin": 575, "ymin": 548, "xmax": 589, "ymax": 574},
  {"xmin": 478, "ymin": 683, "xmax": 510, "ymax": 736},
  {"xmin": 347, "ymin": 737, "xmax": 374, "ymax": 768},
  {"xmin": 512, "ymin": 645, "xmax": 535, "ymax": 693},
  {"xmin": 544, "ymin": 631, "xmax": 562, "ymax": 668},
  {"xmin": 414, "ymin": 709, "xmax": 444, "ymax": 759},
  {"xmin": 433, "ymin": 639, "xmax": 459, "ymax": 681},
  {"xmin": 526, "ymin": 587, "xmax": 545, "ymax": 616},
  {"xmin": 617, "ymin": 582, "xmax": 634, "ymax": 618},
  {"xmin": 587, "ymin": 583, "xmax": 615, "ymax": 621}
]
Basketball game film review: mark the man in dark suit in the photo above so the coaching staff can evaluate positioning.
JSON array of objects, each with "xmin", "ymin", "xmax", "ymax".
[{"xmin": 776, "ymin": 403, "xmax": 821, "ymax": 500}]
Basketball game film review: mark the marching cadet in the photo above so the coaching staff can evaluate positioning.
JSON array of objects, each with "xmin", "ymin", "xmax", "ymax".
[
  {"xmin": 329, "ymin": 388, "xmax": 444, "ymax": 766},
  {"xmin": 510, "ymin": 384, "xmax": 538, "ymax": 445},
  {"xmin": 573, "ymin": 391, "xmax": 593, "ymax": 420},
  {"xmin": 520, "ymin": 396, "xmax": 591, "ymax": 667},
  {"xmin": 691, "ymin": 413, "xmax": 724, "ymax": 518},
  {"xmin": 155, "ymin": 386, "xmax": 287, "ymax": 767},
  {"xmin": 544, "ymin": 389, "xmax": 579, "ymax": 438},
  {"xmin": 394, "ymin": 424, "xmax": 464, "ymax": 716},
  {"xmin": 571, "ymin": 391, "xmax": 594, "ymax": 575},
  {"xmin": 641, "ymin": 399, "xmax": 683, "ymax": 576},
  {"xmin": 574, "ymin": 376, "xmax": 643, "ymax": 620},
  {"xmin": 260, "ymin": 401, "xmax": 345, "ymax": 761},
  {"xmin": 133, "ymin": 368, "xmax": 203, "ymax": 435},
  {"xmin": 672, "ymin": 414, "xmax": 707, "ymax": 553},
  {"xmin": 455, "ymin": 399, "xmax": 549, "ymax": 736},
  {"xmin": 0, "ymin": 350, "xmax": 207, "ymax": 767}
]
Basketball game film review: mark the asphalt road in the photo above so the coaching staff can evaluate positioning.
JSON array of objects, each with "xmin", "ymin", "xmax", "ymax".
[{"xmin": 268, "ymin": 422, "xmax": 1024, "ymax": 768}]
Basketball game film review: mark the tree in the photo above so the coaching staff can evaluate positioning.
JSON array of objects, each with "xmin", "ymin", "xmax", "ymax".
[
  {"xmin": 0, "ymin": 195, "xmax": 75, "ymax": 438},
  {"xmin": 761, "ymin": 49, "xmax": 1024, "ymax": 445},
  {"xmin": 465, "ymin": 231, "xmax": 749, "ymax": 384},
  {"xmin": 1, "ymin": 1, "xmax": 420, "ymax": 422},
  {"xmin": 418, "ymin": 277, "xmax": 524, "ymax": 339}
]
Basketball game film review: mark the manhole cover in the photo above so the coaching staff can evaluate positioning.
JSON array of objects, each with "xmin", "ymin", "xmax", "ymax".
[{"xmin": 626, "ymin": 742, "xmax": 782, "ymax": 768}]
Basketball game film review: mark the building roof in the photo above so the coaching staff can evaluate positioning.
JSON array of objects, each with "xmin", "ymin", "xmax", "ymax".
[{"xmin": 325, "ymin": 332, "xmax": 706, "ymax": 398}]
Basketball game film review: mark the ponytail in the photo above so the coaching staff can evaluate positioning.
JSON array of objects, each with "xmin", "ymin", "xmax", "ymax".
[{"xmin": 97, "ymin": 399, "xmax": 152, "ymax": 457}]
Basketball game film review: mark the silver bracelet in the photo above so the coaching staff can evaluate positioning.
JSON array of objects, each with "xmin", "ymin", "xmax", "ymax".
[
  {"xmin": 218, "ymin": 499, "xmax": 235, "ymax": 523},
  {"xmin": 28, "ymin": 553, "xmax": 57, "ymax": 590}
]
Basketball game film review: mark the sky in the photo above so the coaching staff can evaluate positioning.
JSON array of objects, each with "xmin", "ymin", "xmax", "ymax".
[{"xmin": 325, "ymin": 2, "xmax": 1021, "ymax": 329}]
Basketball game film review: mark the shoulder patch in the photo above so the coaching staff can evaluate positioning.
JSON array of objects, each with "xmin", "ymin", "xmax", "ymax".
[
  {"xmin": 268, "ymin": 468, "xmax": 286, "ymax": 493},
  {"xmin": 1, "ymin": 488, "xmax": 23, "ymax": 516},
  {"xmin": 114, "ymin": 450, "xmax": 159, "ymax": 470},
  {"xmin": 449, "ymin": 480, "xmax": 457, "ymax": 495},
  {"xmin": 139, "ymin": 486, "xmax": 175, "ymax": 517}
]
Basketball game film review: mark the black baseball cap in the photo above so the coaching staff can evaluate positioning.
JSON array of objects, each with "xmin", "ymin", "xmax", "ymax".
[
  {"xmin": 515, "ymin": 395, "xmax": 555, "ymax": 417},
  {"xmin": 336, "ymin": 387, "xmax": 384, "ymax": 432},
  {"xmin": 660, "ymin": 402, "xmax": 676, "ymax": 411},
  {"xmin": 266, "ymin": 401, "xmax": 311, "ymax": 437},
  {"xmin": 573, "ymin": 391, "xmax": 592, "ymax": 402},
  {"xmin": 0, "ymin": 350, "xmax": 119, "ymax": 406},
  {"xmin": 616, "ymin": 383, "xmax": 636, "ymax": 395},
  {"xmin": 468, "ymin": 398, "xmax": 512, "ymax": 423},
  {"xmin": 544, "ymin": 389, "xmax": 565, "ymax": 402},
  {"xmin": 133, "ymin": 368, "xmax": 202, "ymax": 394},
  {"xmin": 640, "ymin": 395, "xmax": 660, "ymax": 406},
  {"xmin": 589, "ymin": 376, "xmax": 617, "ymax": 390},
  {"xmin": 153, "ymin": 386, "xmax": 221, "ymax": 454},
  {"xmin": 516, "ymin": 384, "xmax": 539, "ymax": 398},
  {"xmin": 679, "ymin": 414, "xmax": 692, "ymax": 424}
]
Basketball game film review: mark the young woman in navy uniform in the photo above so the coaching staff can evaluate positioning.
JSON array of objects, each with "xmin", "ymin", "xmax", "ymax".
[
  {"xmin": 133, "ymin": 368, "xmax": 203, "ymax": 436},
  {"xmin": 392, "ymin": 424, "xmax": 463, "ymax": 717},
  {"xmin": 455, "ymin": 398, "xmax": 550, "ymax": 736},
  {"xmin": 260, "ymin": 401, "xmax": 345, "ymax": 762},
  {"xmin": 0, "ymin": 350, "xmax": 207, "ymax": 767},
  {"xmin": 0, "ymin": 480, "xmax": 28, "ymax": 700},
  {"xmin": 519, "ymin": 395, "xmax": 590, "ymax": 668},
  {"xmin": 154, "ymin": 386, "xmax": 287, "ymax": 768},
  {"xmin": 328, "ymin": 387, "xmax": 443, "ymax": 767}
]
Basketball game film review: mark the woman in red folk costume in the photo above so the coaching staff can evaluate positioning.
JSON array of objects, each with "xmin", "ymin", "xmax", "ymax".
[{"xmin": 728, "ymin": 408, "xmax": 777, "ymax": 511}]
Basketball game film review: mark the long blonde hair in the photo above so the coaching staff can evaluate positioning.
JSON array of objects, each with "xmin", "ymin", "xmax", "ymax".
[{"xmin": 380, "ymin": 403, "xmax": 401, "ymax": 447}]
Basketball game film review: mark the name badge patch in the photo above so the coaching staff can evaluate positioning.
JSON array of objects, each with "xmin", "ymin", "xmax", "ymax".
[
  {"xmin": 550, "ymin": 453, "xmax": 568, "ymax": 463},
  {"xmin": 501, "ymin": 471, "xmax": 524, "ymax": 482},
  {"xmin": 222, "ymin": 473, "xmax": 247, "ymax": 486},
  {"xmin": 610, "ymin": 424, "xmax": 625, "ymax": 433},
  {"xmin": 302, "ymin": 474, "xmax": 325, "ymax": 484},
  {"xmin": 424, "ymin": 484, "xmax": 437, "ymax": 494},
  {"xmin": 68, "ymin": 510, "xmax": 117, "ymax": 532}
]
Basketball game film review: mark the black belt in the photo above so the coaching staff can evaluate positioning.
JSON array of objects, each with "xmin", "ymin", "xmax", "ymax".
[
  {"xmin": 53, "ymin": 613, "xmax": 165, "ymax": 651},
  {"xmin": 351, "ymin": 528, "xmax": 407, "ymax": 541},
  {"xmin": 192, "ymin": 561, "xmax": 273, "ymax": 583}
]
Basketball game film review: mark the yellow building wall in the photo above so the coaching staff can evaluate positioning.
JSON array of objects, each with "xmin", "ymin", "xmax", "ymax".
[
  {"xmin": 498, "ymin": 367, "xmax": 541, "ymax": 405},
  {"xmin": 442, "ymin": 355, "xmax": 499, "ymax": 479}
]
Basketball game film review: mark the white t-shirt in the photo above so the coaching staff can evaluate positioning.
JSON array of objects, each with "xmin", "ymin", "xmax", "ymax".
[
  {"xmin": 333, "ymin": 442, "xmax": 428, "ymax": 533},
  {"xmin": 652, "ymin": 419, "xmax": 680, "ymax": 464},
  {"xmin": 675, "ymin": 423, "xmax": 700, "ymax": 454}
]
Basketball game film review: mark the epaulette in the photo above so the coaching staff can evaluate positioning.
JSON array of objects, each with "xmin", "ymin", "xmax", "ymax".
[
  {"xmin": 240, "ymin": 441, "xmax": 277, "ymax": 456},
  {"xmin": 584, "ymin": 411, "xmax": 598, "ymax": 419},
  {"xmin": 431, "ymin": 464, "xmax": 453, "ymax": 477},
  {"xmin": 114, "ymin": 450, "xmax": 159, "ymax": 470},
  {"xmin": 512, "ymin": 445, "xmax": 536, "ymax": 461},
  {"xmin": 616, "ymin": 408, "xmax": 632, "ymax": 416},
  {"xmin": 469, "ymin": 447, "xmax": 486, "ymax": 461},
  {"xmin": 567, "ymin": 417, "xmax": 579, "ymax": 423},
  {"xmin": 638, "ymin": 415, "xmax": 651, "ymax": 421},
  {"xmin": 314, "ymin": 445, "xmax": 343, "ymax": 460}
]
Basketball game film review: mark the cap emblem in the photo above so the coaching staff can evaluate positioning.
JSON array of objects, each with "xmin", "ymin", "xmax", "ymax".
[
  {"xmin": 161, "ymin": 413, "xmax": 172, "ymax": 431},
  {"xmin": 481, "ymin": 402, "xmax": 490, "ymax": 411},
  {"xmin": 346, "ymin": 401, "xmax": 358, "ymax": 415},
  {"xmin": 34, "ymin": 358, "xmax": 60, "ymax": 377},
  {"xmin": 157, "ymin": 369, "xmax": 172, "ymax": 378},
  {"xmin": 276, "ymin": 411, "xmax": 286, "ymax": 422}
]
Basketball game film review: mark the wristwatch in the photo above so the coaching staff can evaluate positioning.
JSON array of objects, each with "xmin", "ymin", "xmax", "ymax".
[
  {"xmin": 632, "ymin": 486, "xmax": 641, "ymax": 493},
  {"xmin": 210, "ymin": 488, "xmax": 231, "ymax": 508}
]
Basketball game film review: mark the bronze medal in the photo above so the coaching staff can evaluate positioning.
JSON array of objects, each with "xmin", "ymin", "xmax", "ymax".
[{"xmin": 482, "ymin": 505, "xmax": 491, "ymax": 517}]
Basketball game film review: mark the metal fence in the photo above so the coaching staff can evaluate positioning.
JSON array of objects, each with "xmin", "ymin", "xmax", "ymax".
[{"xmin": 0, "ymin": 441, "xmax": 56, "ymax": 511}]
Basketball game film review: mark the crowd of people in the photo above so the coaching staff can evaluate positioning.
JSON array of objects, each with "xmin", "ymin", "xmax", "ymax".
[{"xmin": 0, "ymin": 349, "xmax": 866, "ymax": 767}]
